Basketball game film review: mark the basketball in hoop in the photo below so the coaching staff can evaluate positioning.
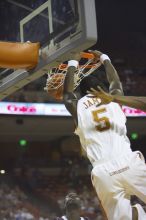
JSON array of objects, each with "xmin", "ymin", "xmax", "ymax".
[{"xmin": 45, "ymin": 52, "xmax": 101, "ymax": 100}]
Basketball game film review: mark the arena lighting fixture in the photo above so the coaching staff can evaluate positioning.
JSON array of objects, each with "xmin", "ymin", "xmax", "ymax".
[
  {"xmin": 19, "ymin": 139, "xmax": 27, "ymax": 147},
  {"xmin": 131, "ymin": 132, "xmax": 138, "ymax": 140},
  {"xmin": 0, "ymin": 170, "xmax": 6, "ymax": 174}
]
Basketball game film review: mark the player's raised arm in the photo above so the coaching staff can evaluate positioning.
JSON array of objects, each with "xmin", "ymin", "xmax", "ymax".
[
  {"xmin": 90, "ymin": 50, "xmax": 123, "ymax": 95},
  {"xmin": 63, "ymin": 53, "xmax": 80, "ymax": 125},
  {"xmin": 88, "ymin": 86, "xmax": 146, "ymax": 112}
]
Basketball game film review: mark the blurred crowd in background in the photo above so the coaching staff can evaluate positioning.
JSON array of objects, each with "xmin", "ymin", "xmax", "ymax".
[
  {"xmin": 1, "ymin": 155, "xmax": 146, "ymax": 220},
  {"xmin": 0, "ymin": 155, "xmax": 104, "ymax": 220},
  {"xmin": 0, "ymin": 156, "xmax": 146, "ymax": 220}
]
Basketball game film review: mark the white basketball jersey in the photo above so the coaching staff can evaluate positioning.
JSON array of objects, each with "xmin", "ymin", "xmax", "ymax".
[{"xmin": 75, "ymin": 95, "xmax": 132, "ymax": 165}]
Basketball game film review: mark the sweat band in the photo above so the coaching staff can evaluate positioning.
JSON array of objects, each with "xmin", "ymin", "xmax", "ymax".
[
  {"xmin": 100, "ymin": 54, "xmax": 111, "ymax": 64},
  {"xmin": 68, "ymin": 60, "xmax": 79, "ymax": 68}
]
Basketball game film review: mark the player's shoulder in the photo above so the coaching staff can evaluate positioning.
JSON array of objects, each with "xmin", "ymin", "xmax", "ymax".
[{"xmin": 110, "ymin": 101, "xmax": 122, "ymax": 109}]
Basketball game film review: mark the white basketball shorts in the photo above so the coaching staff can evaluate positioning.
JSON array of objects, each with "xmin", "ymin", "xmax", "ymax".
[{"xmin": 91, "ymin": 151, "xmax": 146, "ymax": 220}]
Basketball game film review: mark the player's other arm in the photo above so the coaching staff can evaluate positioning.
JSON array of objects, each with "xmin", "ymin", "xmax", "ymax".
[
  {"xmin": 89, "ymin": 87, "xmax": 146, "ymax": 112},
  {"xmin": 102, "ymin": 53, "xmax": 124, "ymax": 95},
  {"xmin": 90, "ymin": 50, "xmax": 123, "ymax": 95},
  {"xmin": 112, "ymin": 95, "xmax": 146, "ymax": 112},
  {"xmin": 63, "ymin": 60, "xmax": 79, "ymax": 125},
  {"xmin": 104, "ymin": 59, "xmax": 123, "ymax": 95}
]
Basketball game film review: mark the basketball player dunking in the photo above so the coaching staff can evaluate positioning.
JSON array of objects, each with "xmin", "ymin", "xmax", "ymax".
[{"xmin": 63, "ymin": 50, "xmax": 146, "ymax": 220}]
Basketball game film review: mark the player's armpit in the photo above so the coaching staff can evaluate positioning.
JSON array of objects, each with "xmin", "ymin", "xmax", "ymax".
[{"xmin": 63, "ymin": 92, "xmax": 78, "ymax": 124}]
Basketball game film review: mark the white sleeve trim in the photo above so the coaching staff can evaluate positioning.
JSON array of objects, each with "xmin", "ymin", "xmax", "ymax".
[
  {"xmin": 100, "ymin": 54, "xmax": 111, "ymax": 64},
  {"xmin": 68, "ymin": 60, "xmax": 79, "ymax": 68}
]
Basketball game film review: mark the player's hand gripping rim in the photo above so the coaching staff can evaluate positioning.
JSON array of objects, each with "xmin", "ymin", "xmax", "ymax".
[{"xmin": 88, "ymin": 50, "xmax": 102, "ymax": 63}]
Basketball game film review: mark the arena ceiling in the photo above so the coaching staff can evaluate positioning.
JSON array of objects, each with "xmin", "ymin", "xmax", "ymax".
[{"xmin": 94, "ymin": 0, "xmax": 146, "ymax": 68}]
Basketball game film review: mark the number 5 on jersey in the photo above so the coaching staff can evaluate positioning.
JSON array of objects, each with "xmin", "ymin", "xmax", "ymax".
[{"xmin": 92, "ymin": 108, "xmax": 111, "ymax": 132}]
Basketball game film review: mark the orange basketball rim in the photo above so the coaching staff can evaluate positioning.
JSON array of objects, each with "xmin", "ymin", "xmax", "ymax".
[{"xmin": 44, "ymin": 52, "xmax": 101, "ymax": 100}]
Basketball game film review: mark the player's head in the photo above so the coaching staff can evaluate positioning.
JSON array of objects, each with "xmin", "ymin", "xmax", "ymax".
[
  {"xmin": 64, "ymin": 192, "xmax": 81, "ymax": 220},
  {"xmin": 79, "ymin": 75, "xmax": 107, "ymax": 97}
]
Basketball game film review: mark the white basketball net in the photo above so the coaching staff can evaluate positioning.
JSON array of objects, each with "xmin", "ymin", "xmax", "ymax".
[{"xmin": 44, "ymin": 55, "xmax": 102, "ymax": 92}]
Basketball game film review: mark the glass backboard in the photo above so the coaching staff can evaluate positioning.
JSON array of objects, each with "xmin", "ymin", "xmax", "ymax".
[{"xmin": 0, "ymin": 0, "xmax": 97, "ymax": 100}]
